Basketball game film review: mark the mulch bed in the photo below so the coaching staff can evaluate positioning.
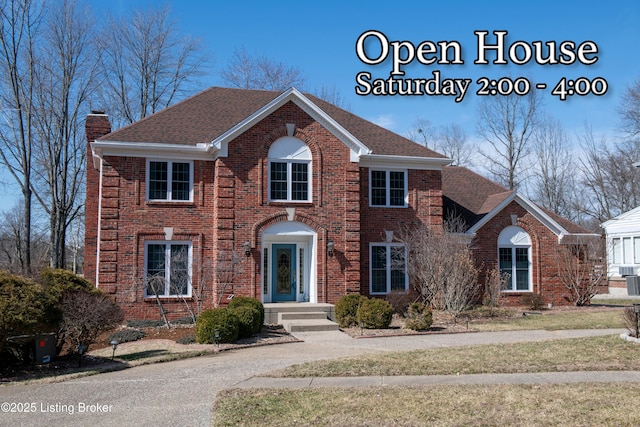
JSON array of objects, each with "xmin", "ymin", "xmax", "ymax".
[{"xmin": 3, "ymin": 305, "xmax": 618, "ymax": 383}]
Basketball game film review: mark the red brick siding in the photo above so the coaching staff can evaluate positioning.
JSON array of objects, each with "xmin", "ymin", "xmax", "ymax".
[
  {"xmin": 86, "ymin": 103, "xmax": 445, "ymax": 320},
  {"xmin": 84, "ymin": 113, "xmax": 111, "ymax": 287},
  {"xmin": 473, "ymin": 201, "xmax": 576, "ymax": 306},
  {"xmin": 359, "ymin": 168, "xmax": 443, "ymax": 296}
]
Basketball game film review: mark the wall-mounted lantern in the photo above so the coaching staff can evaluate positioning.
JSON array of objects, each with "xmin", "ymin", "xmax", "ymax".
[
  {"xmin": 244, "ymin": 241, "xmax": 251, "ymax": 257},
  {"xmin": 327, "ymin": 240, "xmax": 335, "ymax": 257}
]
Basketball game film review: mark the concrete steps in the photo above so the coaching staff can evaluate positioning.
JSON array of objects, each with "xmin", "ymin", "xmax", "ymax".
[{"xmin": 264, "ymin": 303, "xmax": 339, "ymax": 332}]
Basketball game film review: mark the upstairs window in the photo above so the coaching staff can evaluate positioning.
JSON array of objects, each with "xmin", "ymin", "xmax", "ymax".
[
  {"xmin": 147, "ymin": 160, "xmax": 192, "ymax": 201},
  {"xmin": 370, "ymin": 170, "xmax": 407, "ymax": 207},
  {"xmin": 268, "ymin": 137, "xmax": 311, "ymax": 202}
]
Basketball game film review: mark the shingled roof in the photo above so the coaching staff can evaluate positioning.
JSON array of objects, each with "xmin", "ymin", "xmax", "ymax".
[
  {"xmin": 98, "ymin": 86, "xmax": 445, "ymax": 159},
  {"xmin": 442, "ymin": 165, "xmax": 591, "ymax": 236}
]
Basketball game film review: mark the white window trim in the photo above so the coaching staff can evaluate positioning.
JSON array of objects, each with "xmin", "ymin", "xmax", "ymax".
[
  {"xmin": 268, "ymin": 159, "xmax": 312, "ymax": 203},
  {"xmin": 610, "ymin": 235, "xmax": 640, "ymax": 265},
  {"xmin": 145, "ymin": 159, "xmax": 194, "ymax": 202},
  {"xmin": 369, "ymin": 169, "xmax": 408, "ymax": 208},
  {"xmin": 369, "ymin": 242, "xmax": 408, "ymax": 295},
  {"xmin": 143, "ymin": 241, "xmax": 192, "ymax": 298},
  {"xmin": 498, "ymin": 245, "xmax": 532, "ymax": 292}
]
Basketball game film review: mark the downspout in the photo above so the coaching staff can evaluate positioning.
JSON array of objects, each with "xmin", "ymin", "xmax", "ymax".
[{"xmin": 95, "ymin": 157, "xmax": 104, "ymax": 288}]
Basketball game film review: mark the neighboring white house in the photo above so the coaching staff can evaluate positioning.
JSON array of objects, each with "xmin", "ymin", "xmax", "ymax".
[{"xmin": 601, "ymin": 206, "xmax": 640, "ymax": 295}]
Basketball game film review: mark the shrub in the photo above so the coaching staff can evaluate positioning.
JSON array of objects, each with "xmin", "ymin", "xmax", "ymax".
[
  {"xmin": 60, "ymin": 290, "xmax": 124, "ymax": 352},
  {"xmin": 231, "ymin": 305, "xmax": 262, "ymax": 338},
  {"xmin": 39, "ymin": 268, "xmax": 96, "ymax": 295},
  {"xmin": 0, "ymin": 271, "xmax": 47, "ymax": 356},
  {"xmin": 228, "ymin": 296, "xmax": 265, "ymax": 326},
  {"xmin": 39, "ymin": 269, "xmax": 99, "ymax": 333},
  {"xmin": 108, "ymin": 328, "xmax": 146, "ymax": 344},
  {"xmin": 126, "ymin": 319, "xmax": 165, "ymax": 328},
  {"xmin": 335, "ymin": 294, "xmax": 367, "ymax": 328},
  {"xmin": 403, "ymin": 302, "xmax": 433, "ymax": 331},
  {"xmin": 357, "ymin": 298, "xmax": 393, "ymax": 329},
  {"xmin": 520, "ymin": 293, "xmax": 545, "ymax": 310},
  {"xmin": 171, "ymin": 316, "xmax": 195, "ymax": 325},
  {"xmin": 176, "ymin": 334, "xmax": 196, "ymax": 345},
  {"xmin": 386, "ymin": 290, "xmax": 414, "ymax": 315},
  {"xmin": 195, "ymin": 308, "xmax": 239, "ymax": 344},
  {"xmin": 622, "ymin": 306, "xmax": 639, "ymax": 338}
]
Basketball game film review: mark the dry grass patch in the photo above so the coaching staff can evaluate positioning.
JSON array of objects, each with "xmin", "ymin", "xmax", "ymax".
[
  {"xmin": 271, "ymin": 335, "xmax": 640, "ymax": 377},
  {"xmin": 214, "ymin": 384, "xmax": 640, "ymax": 426},
  {"xmin": 470, "ymin": 308, "xmax": 626, "ymax": 331}
]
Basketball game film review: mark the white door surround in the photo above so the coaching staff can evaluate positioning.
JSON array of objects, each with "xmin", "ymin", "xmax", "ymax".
[{"xmin": 261, "ymin": 221, "xmax": 317, "ymax": 303}]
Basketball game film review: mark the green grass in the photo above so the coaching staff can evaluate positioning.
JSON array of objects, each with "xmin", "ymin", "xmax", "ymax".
[
  {"xmin": 214, "ymin": 384, "xmax": 640, "ymax": 427},
  {"xmin": 271, "ymin": 335, "xmax": 640, "ymax": 377}
]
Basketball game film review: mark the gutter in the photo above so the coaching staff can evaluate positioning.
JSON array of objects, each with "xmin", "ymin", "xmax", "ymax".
[{"xmin": 95, "ymin": 157, "xmax": 103, "ymax": 288}]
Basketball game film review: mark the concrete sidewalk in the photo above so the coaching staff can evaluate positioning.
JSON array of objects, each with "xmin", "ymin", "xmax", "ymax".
[
  {"xmin": 0, "ymin": 328, "xmax": 634, "ymax": 427},
  {"xmin": 236, "ymin": 371, "xmax": 640, "ymax": 389}
]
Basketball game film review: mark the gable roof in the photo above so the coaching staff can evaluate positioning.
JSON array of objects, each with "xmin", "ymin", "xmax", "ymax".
[
  {"xmin": 442, "ymin": 165, "xmax": 596, "ymax": 242},
  {"xmin": 93, "ymin": 87, "xmax": 448, "ymax": 168},
  {"xmin": 601, "ymin": 205, "xmax": 640, "ymax": 234}
]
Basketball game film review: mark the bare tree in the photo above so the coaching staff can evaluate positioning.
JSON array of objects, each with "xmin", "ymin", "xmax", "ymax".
[
  {"xmin": 437, "ymin": 124, "xmax": 473, "ymax": 167},
  {"xmin": 406, "ymin": 119, "xmax": 474, "ymax": 166},
  {"xmin": 483, "ymin": 268, "xmax": 509, "ymax": 308},
  {"xmin": 619, "ymin": 78, "xmax": 640, "ymax": 139},
  {"xmin": 31, "ymin": 0, "xmax": 97, "ymax": 269},
  {"xmin": 531, "ymin": 115, "xmax": 578, "ymax": 221},
  {"xmin": 555, "ymin": 239, "xmax": 605, "ymax": 306},
  {"xmin": 405, "ymin": 117, "xmax": 438, "ymax": 149},
  {"xmin": 98, "ymin": 5, "xmax": 206, "ymax": 127},
  {"xmin": 0, "ymin": 203, "xmax": 49, "ymax": 273},
  {"xmin": 394, "ymin": 220, "xmax": 480, "ymax": 317},
  {"xmin": 578, "ymin": 125, "xmax": 640, "ymax": 222},
  {"xmin": 477, "ymin": 90, "xmax": 542, "ymax": 190},
  {"xmin": 221, "ymin": 46, "xmax": 305, "ymax": 91},
  {"xmin": 59, "ymin": 289, "xmax": 123, "ymax": 354},
  {"xmin": 313, "ymin": 84, "xmax": 350, "ymax": 110},
  {"xmin": 0, "ymin": 0, "xmax": 44, "ymax": 274}
]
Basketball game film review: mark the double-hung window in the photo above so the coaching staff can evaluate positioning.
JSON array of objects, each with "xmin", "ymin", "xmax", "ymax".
[
  {"xmin": 370, "ymin": 243, "xmax": 408, "ymax": 294},
  {"xmin": 370, "ymin": 170, "xmax": 407, "ymax": 207},
  {"xmin": 498, "ymin": 226, "xmax": 532, "ymax": 292},
  {"xmin": 611, "ymin": 236, "xmax": 640, "ymax": 265},
  {"xmin": 147, "ymin": 160, "xmax": 192, "ymax": 201},
  {"xmin": 145, "ymin": 242, "xmax": 192, "ymax": 297},
  {"xmin": 268, "ymin": 137, "xmax": 311, "ymax": 202}
]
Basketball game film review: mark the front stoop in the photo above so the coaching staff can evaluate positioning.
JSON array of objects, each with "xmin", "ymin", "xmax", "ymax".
[{"xmin": 264, "ymin": 303, "xmax": 339, "ymax": 332}]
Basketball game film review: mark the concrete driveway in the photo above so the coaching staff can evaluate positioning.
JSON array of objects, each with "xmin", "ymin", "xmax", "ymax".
[{"xmin": 0, "ymin": 328, "xmax": 630, "ymax": 426}]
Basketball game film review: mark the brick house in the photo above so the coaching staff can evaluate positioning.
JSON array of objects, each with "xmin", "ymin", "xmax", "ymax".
[
  {"xmin": 85, "ymin": 87, "xmax": 597, "ymax": 320},
  {"xmin": 443, "ymin": 166, "xmax": 600, "ymax": 305}
]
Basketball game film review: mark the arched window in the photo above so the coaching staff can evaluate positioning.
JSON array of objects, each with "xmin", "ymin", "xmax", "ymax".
[
  {"xmin": 498, "ymin": 226, "xmax": 532, "ymax": 291},
  {"xmin": 268, "ymin": 137, "xmax": 312, "ymax": 202}
]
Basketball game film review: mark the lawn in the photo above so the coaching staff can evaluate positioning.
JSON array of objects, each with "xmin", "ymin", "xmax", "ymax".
[
  {"xmin": 214, "ymin": 384, "xmax": 640, "ymax": 427},
  {"xmin": 214, "ymin": 305, "xmax": 640, "ymax": 426},
  {"xmin": 470, "ymin": 306, "xmax": 628, "ymax": 331},
  {"xmin": 272, "ymin": 335, "xmax": 640, "ymax": 377}
]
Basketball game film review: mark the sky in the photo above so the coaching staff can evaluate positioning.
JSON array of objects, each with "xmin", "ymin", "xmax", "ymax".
[{"xmin": 1, "ymin": 0, "xmax": 639, "ymax": 208}]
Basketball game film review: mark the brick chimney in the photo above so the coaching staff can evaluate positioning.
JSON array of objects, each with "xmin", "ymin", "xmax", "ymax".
[{"xmin": 85, "ymin": 111, "xmax": 111, "ymax": 286}]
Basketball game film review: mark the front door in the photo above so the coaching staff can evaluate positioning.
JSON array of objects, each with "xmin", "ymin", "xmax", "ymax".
[{"xmin": 272, "ymin": 244, "xmax": 296, "ymax": 302}]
